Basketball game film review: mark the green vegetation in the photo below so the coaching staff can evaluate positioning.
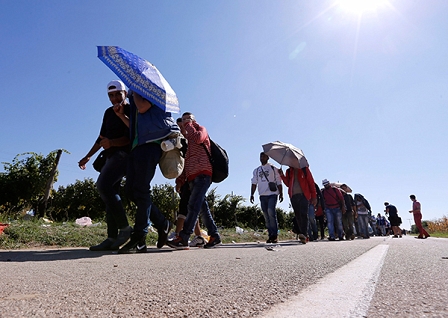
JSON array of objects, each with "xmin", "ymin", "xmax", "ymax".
[
  {"xmin": 0, "ymin": 218, "xmax": 297, "ymax": 250},
  {"xmin": 2, "ymin": 151, "xmax": 446, "ymax": 249}
]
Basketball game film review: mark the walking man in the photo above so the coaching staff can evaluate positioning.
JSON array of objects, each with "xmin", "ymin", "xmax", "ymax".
[
  {"xmin": 79, "ymin": 80, "xmax": 132, "ymax": 251},
  {"xmin": 322, "ymin": 179, "xmax": 346, "ymax": 241},
  {"xmin": 384, "ymin": 202, "xmax": 402, "ymax": 238},
  {"xmin": 250, "ymin": 152, "xmax": 283, "ymax": 243},
  {"xmin": 340, "ymin": 184, "xmax": 355, "ymax": 240},
  {"xmin": 114, "ymin": 90, "xmax": 179, "ymax": 252},
  {"xmin": 377, "ymin": 213, "xmax": 387, "ymax": 236},
  {"xmin": 409, "ymin": 194, "xmax": 430, "ymax": 239}
]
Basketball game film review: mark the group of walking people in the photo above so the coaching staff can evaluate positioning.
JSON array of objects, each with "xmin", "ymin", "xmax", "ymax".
[
  {"xmin": 80, "ymin": 80, "xmax": 221, "ymax": 253},
  {"xmin": 250, "ymin": 153, "xmax": 430, "ymax": 242},
  {"xmin": 81, "ymin": 80, "xmax": 430, "ymax": 252}
]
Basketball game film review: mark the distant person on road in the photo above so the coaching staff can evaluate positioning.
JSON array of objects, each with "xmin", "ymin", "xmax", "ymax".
[
  {"xmin": 279, "ymin": 166, "xmax": 317, "ymax": 244},
  {"xmin": 306, "ymin": 183, "xmax": 321, "ymax": 241},
  {"xmin": 370, "ymin": 214, "xmax": 378, "ymax": 236},
  {"xmin": 409, "ymin": 194, "xmax": 430, "ymax": 239},
  {"xmin": 250, "ymin": 152, "xmax": 283, "ymax": 243},
  {"xmin": 79, "ymin": 80, "xmax": 132, "ymax": 251},
  {"xmin": 355, "ymin": 194, "xmax": 372, "ymax": 239},
  {"xmin": 376, "ymin": 213, "xmax": 387, "ymax": 236},
  {"xmin": 384, "ymin": 202, "xmax": 402, "ymax": 238},
  {"xmin": 314, "ymin": 183, "xmax": 326, "ymax": 240},
  {"xmin": 340, "ymin": 184, "xmax": 355, "ymax": 240},
  {"xmin": 322, "ymin": 179, "xmax": 346, "ymax": 241}
]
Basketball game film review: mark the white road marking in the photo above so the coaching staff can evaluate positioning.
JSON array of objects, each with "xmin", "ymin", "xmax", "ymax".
[{"xmin": 261, "ymin": 244, "xmax": 389, "ymax": 318}]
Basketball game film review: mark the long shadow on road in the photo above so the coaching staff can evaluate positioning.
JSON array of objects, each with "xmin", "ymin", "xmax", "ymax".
[
  {"xmin": 0, "ymin": 247, "xmax": 174, "ymax": 263},
  {"xmin": 0, "ymin": 240, "xmax": 307, "ymax": 262}
]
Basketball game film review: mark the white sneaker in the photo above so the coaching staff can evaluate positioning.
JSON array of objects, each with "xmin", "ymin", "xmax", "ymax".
[
  {"xmin": 189, "ymin": 235, "xmax": 205, "ymax": 247},
  {"xmin": 168, "ymin": 232, "xmax": 177, "ymax": 240}
]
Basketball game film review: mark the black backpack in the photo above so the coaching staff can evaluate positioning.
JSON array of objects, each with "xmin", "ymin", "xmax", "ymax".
[{"xmin": 202, "ymin": 138, "xmax": 229, "ymax": 183}]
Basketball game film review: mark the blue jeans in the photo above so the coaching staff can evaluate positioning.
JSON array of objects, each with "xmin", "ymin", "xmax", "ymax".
[
  {"xmin": 370, "ymin": 222, "xmax": 377, "ymax": 236},
  {"xmin": 290, "ymin": 194, "xmax": 309, "ymax": 236},
  {"xmin": 180, "ymin": 174, "xmax": 218, "ymax": 242},
  {"xmin": 96, "ymin": 150, "xmax": 129, "ymax": 239},
  {"xmin": 126, "ymin": 143, "xmax": 167, "ymax": 237},
  {"xmin": 357, "ymin": 214, "xmax": 370, "ymax": 238},
  {"xmin": 325, "ymin": 207, "xmax": 343, "ymax": 239},
  {"xmin": 307, "ymin": 204, "xmax": 318, "ymax": 240},
  {"xmin": 260, "ymin": 195, "xmax": 278, "ymax": 238}
]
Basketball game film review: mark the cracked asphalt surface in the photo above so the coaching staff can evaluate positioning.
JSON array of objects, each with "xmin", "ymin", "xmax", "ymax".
[{"xmin": 1, "ymin": 236, "xmax": 447, "ymax": 317}]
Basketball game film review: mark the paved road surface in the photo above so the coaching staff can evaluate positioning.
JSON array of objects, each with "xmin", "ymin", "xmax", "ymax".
[{"xmin": 1, "ymin": 235, "xmax": 447, "ymax": 317}]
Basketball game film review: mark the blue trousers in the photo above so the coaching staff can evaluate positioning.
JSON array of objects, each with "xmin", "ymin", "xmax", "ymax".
[
  {"xmin": 260, "ymin": 194, "xmax": 278, "ymax": 238},
  {"xmin": 126, "ymin": 143, "xmax": 167, "ymax": 237}
]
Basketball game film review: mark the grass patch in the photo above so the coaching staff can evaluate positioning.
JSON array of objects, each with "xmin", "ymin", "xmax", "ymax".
[
  {"xmin": 3, "ymin": 218, "xmax": 445, "ymax": 250},
  {"xmin": 0, "ymin": 219, "xmax": 108, "ymax": 249},
  {"xmin": 427, "ymin": 231, "xmax": 448, "ymax": 238},
  {"xmin": 0, "ymin": 219, "xmax": 298, "ymax": 250}
]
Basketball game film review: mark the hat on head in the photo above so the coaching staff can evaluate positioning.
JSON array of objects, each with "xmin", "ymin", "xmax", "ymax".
[
  {"xmin": 322, "ymin": 179, "xmax": 330, "ymax": 186},
  {"xmin": 107, "ymin": 80, "xmax": 126, "ymax": 93}
]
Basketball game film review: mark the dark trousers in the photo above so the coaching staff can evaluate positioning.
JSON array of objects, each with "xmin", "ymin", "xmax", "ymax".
[
  {"xmin": 315, "ymin": 215, "xmax": 325, "ymax": 239},
  {"xmin": 342, "ymin": 211, "xmax": 354, "ymax": 238},
  {"xmin": 96, "ymin": 150, "xmax": 129, "ymax": 239},
  {"xmin": 290, "ymin": 193, "xmax": 309, "ymax": 236}
]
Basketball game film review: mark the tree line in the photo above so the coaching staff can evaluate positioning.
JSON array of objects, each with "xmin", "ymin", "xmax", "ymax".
[{"xmin": 0, "ymin": 151, "xmax": 294, "ymax": 230}]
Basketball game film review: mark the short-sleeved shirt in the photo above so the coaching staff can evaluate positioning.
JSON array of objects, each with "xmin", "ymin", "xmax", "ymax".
[
  {"xmin": 251, "ymin": 164, "xmax": 281, "ymax": 196},
  {"xmin": 96, "ymin": 105, "xmax": 130, "ymax": 155}
]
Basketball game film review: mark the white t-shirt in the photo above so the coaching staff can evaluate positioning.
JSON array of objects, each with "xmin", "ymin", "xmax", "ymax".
[{"xmin": 251, "ymin": 163, "xmax": 281, "ymax": 196}]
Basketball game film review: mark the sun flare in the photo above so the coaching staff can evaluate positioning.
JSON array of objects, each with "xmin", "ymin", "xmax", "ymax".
[{"xmin": 337, "ymin": 0, "xmax": 390, "ymax": 14}]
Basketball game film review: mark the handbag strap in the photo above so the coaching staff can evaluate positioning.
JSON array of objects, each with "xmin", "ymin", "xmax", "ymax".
[{"xmin": 260, "ymin": 166, "xmax": 275, "ymax": 182}]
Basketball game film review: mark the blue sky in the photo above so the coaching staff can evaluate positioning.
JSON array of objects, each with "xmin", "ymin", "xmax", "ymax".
[{"xmin": 1, "ymin": 0, "xmax": 447, "ymax": 226}]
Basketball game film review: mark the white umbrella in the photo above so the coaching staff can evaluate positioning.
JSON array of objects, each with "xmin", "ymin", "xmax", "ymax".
[
  {"xmin": 331, "ymin": 182, "xmax": 352, "ymax": 193},
  {"xmin": 262, "ymin": 141, "xmax": 309, "ymax": 168}
]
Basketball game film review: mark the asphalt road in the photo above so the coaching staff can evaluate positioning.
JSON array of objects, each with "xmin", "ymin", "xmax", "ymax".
[{"xmin": 0, "ymin": 235, "xmax": 447, "ymax": 317}]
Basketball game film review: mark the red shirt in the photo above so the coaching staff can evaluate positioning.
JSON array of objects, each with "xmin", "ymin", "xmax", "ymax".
[
  {"xmin": 280, "ymin": 167, "xmax": 317, "ymax": 200},
  {"xmin": 180, "ymin": 121, "xmax": 212, "ymax": 182},
  {"xmin": 412, "ymin": 200, "xmax": 421, "ymax": 215},
  {"xmin": 322, "ymin": 186, "xmax": 344, "ymax": 209}
]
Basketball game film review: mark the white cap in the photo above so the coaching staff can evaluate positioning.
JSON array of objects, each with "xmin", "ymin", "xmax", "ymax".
[
  {"xmin": 107, "ymin": 80, "xmax": 126, "ymax": 93},
  {"xmin": 322, "ymin": 179, "xmax": 330, "ymax": 186}
]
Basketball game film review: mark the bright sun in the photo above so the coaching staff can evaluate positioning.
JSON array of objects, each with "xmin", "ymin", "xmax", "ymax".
[{"xmin": 337, "ymin": 0, "xmax": 390, "ymax": 14}]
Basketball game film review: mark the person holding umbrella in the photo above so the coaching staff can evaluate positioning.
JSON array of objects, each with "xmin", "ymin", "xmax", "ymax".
[
  {"xmin": 113, "ymin": 91, "xmax": 179, "ymax": 252},
  {"xmin": 98, "ymin": 46, "xmax": 182, "ymax": 252},
  {"xmin": 279, "ymin": 166, "xmax": 317, "ymax": 244},
  {"xmin": 79, "ymin": 80, "xmax": 132, "ymax": 251}
]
